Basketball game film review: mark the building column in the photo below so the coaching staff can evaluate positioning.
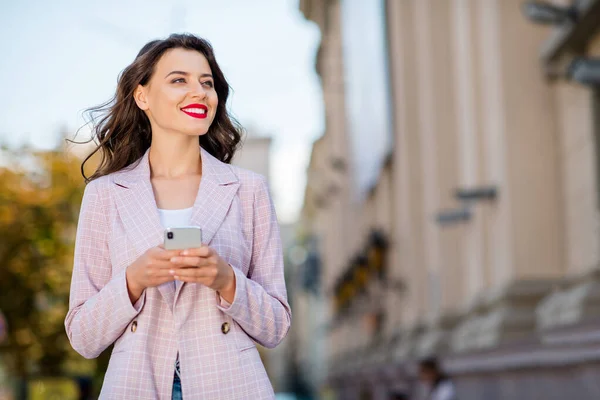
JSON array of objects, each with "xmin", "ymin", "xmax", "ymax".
[
  {"xmin": 387, "ymin": 0, "xmax": 428, "ymax": 331},
  {"xmin": 452, "ymin": 0, "xmax": 487, "ymax": 305},
  {"xmin": 452, "ymin": 0, "xmax": 564, "ymax": 352}
]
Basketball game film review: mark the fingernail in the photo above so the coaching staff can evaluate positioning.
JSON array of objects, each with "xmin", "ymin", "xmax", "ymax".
[
  {"xmin": 182, "ymin": 250, "xmax": 189, "ymax": 255},
  {"xmin": 171, "ymin": 257, "xmax": 178, "ymax": 263},
  {"xmin": 169, "ymin": 270, "xmax": 175, "ymax": 274}
]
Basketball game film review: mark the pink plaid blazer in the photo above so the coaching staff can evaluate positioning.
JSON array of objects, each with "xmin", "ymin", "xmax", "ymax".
[{"xmin": 65, "ymin": 147, "xmax": 291, "ymax": 399}]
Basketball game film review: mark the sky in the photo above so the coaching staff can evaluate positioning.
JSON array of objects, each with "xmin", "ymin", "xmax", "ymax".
[{"xmin": 0, "ymin": 0, "xmax": 324, "ymax": 223}]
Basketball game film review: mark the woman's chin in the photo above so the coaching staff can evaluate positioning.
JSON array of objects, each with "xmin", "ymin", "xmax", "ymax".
[{"xmin": 178, "ymin": 129, "xmax": 209, "ymax": 137}]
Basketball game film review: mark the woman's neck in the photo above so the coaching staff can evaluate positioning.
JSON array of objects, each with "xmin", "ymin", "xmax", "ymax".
[{"xmin": 148, "ymin": 139, "xmax": 202, "ymax": 179}]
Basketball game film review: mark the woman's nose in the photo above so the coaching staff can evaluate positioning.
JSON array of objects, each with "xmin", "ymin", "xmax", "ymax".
[{"xmin": 190, "ymin": 83, "xmax": 208, "ymax": 99}]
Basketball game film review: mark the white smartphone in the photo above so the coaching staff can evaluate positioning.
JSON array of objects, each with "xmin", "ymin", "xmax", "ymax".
[{"xmin": 164, "ymin": 227, "xmax": 203, "ymax": 250}]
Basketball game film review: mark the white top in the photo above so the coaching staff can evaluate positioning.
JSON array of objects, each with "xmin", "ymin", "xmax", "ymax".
[
  {"xmin": 157, "ymin": 207, "xmax": 194, "ymax": 229},
  {"xmin": 430, "ymin": 381, "xmax": 456, "ymax": 400}
]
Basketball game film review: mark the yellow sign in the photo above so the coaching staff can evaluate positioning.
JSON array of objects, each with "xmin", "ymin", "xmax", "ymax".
[{"xmin": 28, "ymin": 378, "xmax": 78, "ymax": 400}]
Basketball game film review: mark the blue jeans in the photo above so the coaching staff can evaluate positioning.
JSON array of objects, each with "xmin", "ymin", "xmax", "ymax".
[{"xmin": 172, "ymin": 372, "xmax": 182, "ymax": 400}]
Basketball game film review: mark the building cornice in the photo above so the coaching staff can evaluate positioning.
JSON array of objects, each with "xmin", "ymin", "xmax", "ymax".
[{"xmin": 540, "ymin": 0, "xmax": 600, "ymax": 74}]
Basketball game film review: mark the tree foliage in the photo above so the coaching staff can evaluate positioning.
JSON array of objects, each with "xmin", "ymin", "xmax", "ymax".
[{"xmin": 0, "ymin": 142, "xmax": 100, "ymax": 379}]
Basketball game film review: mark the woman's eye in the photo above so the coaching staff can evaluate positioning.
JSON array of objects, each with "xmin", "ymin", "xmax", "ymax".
[
  {"xmin": 202, "ymin": 81, "xmax": 214, "ymax": 88},
  {"xmin": 172, "ymin": 78, "xmax": 186, "ymax": 83}
]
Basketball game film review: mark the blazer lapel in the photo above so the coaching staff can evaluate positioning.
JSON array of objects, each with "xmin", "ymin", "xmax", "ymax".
[
  {"xmin": 190, "ymin": 148, "xmax": 240, "ymax": 244},
  {"xmin": 112, "ymin": 151, "xmax": 176, "ymax": 308},
  {"xmin": 174, "ymin": 147, "xmax": 240, "ymax": 303}
]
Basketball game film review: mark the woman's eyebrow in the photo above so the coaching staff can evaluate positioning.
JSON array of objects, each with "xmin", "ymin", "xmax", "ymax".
[{"xmin": 165, "ymin": 70, "xmax": 213, "ymax": 79}]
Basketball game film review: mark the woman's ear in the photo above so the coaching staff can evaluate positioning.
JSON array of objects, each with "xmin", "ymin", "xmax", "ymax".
[{"xmin": 133, "ymin": 85, "xmax": 149, "ymax": 110}]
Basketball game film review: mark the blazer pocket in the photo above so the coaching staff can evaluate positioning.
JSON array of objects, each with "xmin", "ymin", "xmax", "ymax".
[
  {"xmin": 110, "ymin": 346, "xmax": 128, "ymax": 356},
  {"xmin": 239, "ymin": 342, "xmax": 256, "ymax": 352},
  {"xmin": 231, "ymin": 320, "xmax": 256, "ymax": 352},
  {"xmin": 111, "ymin": 320, "xmax": 137, "ymax": 353}
]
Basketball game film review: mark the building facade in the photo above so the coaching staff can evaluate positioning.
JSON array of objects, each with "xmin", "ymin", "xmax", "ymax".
[
  {"xmin": 232, "ymin": 132, "xmax": 272, "ymax": 181},
  {"xmin": 297, "ymin": 0, "xmax": 600, "ymax": 399}
]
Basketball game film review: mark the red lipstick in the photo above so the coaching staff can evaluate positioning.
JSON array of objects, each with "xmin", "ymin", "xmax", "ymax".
[{"xmin": 181, "ymin": 103, "xmax": 208, "ymax": 119}]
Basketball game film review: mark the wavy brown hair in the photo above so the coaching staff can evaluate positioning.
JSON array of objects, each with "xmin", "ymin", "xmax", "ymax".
[{"xmin": 76, "ymin": 33, "xmax": 243, "ymax": 183}]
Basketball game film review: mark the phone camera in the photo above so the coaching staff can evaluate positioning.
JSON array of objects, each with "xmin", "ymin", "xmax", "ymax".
[{"xmin": 167, "ymin": 232, "xmax": 174, "ymax": 239}]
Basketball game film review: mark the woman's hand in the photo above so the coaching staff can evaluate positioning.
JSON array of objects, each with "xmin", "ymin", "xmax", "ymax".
[
  {"xmin": 126, "ymin": 246, "xmax": 181, "ymax": 303},
  {"xmin": 169, "ymin": 245, "xmax": 236, "ymax": 302}
]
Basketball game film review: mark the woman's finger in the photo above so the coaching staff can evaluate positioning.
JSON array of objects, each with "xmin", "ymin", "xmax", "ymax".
[
  {"xmin": 155, "ymin": 271, "xmax": 177, "ymax": 279},
  {"xmin": 172, "ymin": 275, "xmax": 213, "ymax": 285},
  {"xmin": 148, "ymin": 260, "xmax": 178, "ymax": 269},
  {"xmin": 171, "ymin": 266, "xmax": 215, "ymax": 278},
  {"xmin": 145, "ymin": 268, "xmax": 177, "ymax": 279},
  {"xmin": 170, "ymin": 256, "xmax": 212, "ymax": 267},
  {"xmin": 178, "ymin": 246, "xmax": 213, "ymax": 258},
  {"xmin": 153, "ymin": 248, "xmax": 184, "ymax": 260}
]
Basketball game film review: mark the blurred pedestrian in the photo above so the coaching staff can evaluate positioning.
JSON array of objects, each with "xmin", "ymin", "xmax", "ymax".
[
  {"xmin": 388, "ymin": 389, "xmax": 410, "ymax": 400},
  {"xmin": 0, "ymin": 309, "xmax": 7, "ymax": 344},
  {"xmin": 65, "ymin": 33, "xmax": 291, "ymax": 399},
  {"xmin": 417, "ymin": 357, "xmax": 456, "ymax": 400},
  {"xmin": 76, "ymin": 376, "xmax": 93, "ymax": 400}
]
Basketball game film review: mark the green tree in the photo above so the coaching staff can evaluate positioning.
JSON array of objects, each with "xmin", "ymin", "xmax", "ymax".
[{"xmin": 0, "ymin": 141, "xmax": 101, "ymax": 386}]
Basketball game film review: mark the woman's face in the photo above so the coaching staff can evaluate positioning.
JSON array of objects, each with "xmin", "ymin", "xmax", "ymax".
[
  {"xmin": 134, "ymin": 48, "xmax": 219, "ymax": 137},
  {"xmin": 418, "ymin": 367, "xmax": 436, "ymax": 384}
]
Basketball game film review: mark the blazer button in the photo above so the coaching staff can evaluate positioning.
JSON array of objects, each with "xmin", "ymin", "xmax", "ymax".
[
  {"xmin": 221, "ymin": 322, "xmax": 230, "ymax": 334},
  {"xmin": 131, "ymin": 321, "xmax": 138, "ymax": 333}
]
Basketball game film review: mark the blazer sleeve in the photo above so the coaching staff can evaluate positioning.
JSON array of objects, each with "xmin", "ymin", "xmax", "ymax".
[
  {"xmin": 64, "ymin": 178, "xmax": 146, "ymax": 359},
  {"xmin": 216, "ymin": 175, "xmax": 291, "ymax": 348}
]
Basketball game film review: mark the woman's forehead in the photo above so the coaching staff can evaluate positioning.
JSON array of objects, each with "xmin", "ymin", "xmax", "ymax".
[{"xmin": 155, "ymin": 48, "xmax": 212, "ymax": 75}]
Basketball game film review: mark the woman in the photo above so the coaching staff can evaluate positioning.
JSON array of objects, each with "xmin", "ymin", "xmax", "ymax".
[
  {"xmin": 417, "ymin": 357, "xmax": 457, "ymax": 400},
  {"xmin": 65, "ymin": 33, "xmax": 291, "ymax": 399}
]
